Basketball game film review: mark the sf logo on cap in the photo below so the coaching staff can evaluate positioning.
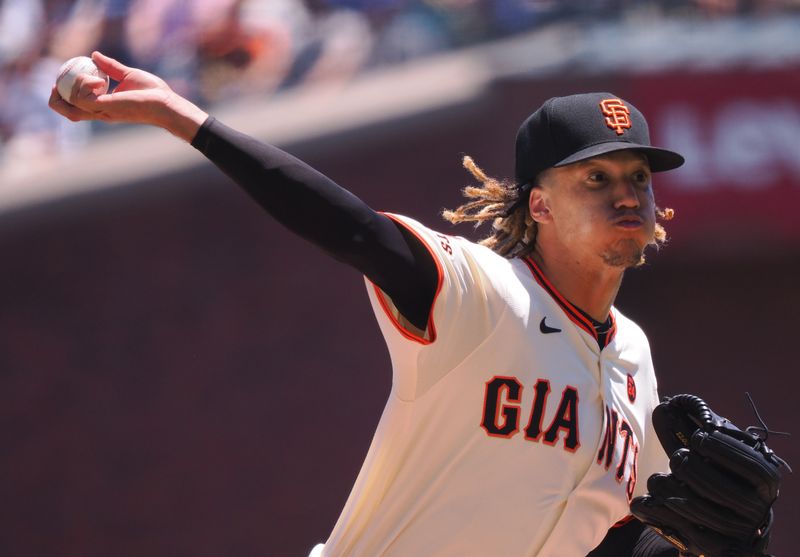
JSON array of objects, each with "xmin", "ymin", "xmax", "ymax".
[{"xmin": 600, "ymin": 99, "xmax": 631, "ymax": 135}]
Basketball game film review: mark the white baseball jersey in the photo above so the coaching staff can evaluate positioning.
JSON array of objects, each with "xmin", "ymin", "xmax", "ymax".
[{"xmin": 317, "ymin": 214, "xmax": 667, "ymax": 557}]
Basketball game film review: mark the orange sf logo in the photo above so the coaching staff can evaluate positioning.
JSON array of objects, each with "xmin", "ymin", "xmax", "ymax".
[{"xmin": 600, "ymin": 99, "xmax": 631, "ymax": 135}]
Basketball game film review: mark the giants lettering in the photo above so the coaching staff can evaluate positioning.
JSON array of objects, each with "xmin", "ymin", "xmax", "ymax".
[
  {"xmin": 596, "ymin": 403, "xmax": 639, "ymax": 501},
  {"xmin": 435, "ymin": 233, "xmax": 453, "ymax": 256},
  {"xmin": 481, "ymin": 376, "xmax": 522, "ymax": 438},
  {"xmin": 523, "ymin": 379, "xmax": 551, "ymax": 441},
  {"xmin": 596, "ymin": 405, "xmax": 618, "ymax": 469},
  {"xmin": 481, "ymin": 377, "xmax": 579, "ymax": 452}
]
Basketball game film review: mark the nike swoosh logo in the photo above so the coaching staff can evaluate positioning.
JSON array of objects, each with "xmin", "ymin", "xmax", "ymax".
[{"xmin": 539, "ymin": 317, "xmax": 562, "ymax": 334}]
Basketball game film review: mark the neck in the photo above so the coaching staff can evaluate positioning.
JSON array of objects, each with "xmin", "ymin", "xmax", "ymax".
[{"xmin": 529, "ymin": 247, "xmax": 625, "ymax": 323}]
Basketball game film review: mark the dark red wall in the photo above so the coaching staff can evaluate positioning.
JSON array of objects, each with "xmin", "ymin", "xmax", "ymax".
[{"xmin": 1, "ymin": 76, "xmax": 797, "ymax": 556}]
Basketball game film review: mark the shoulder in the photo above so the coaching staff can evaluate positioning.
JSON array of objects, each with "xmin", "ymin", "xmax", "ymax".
[
  {"xmin": 383, "ymin": 212, "xmax": 513, "ymax": 274},
  {"xmin": 382, "ymin": 212, "xmax": 526, "ymax": 317}
]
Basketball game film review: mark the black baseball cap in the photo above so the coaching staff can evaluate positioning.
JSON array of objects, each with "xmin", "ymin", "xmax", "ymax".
[{"xmin": 514, "ymin": 92, "xmax": 684, "ymax": 186}]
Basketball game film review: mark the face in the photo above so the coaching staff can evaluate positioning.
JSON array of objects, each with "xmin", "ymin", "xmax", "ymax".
[{"xmin": 529, "ymin": 150, "xmax": 656, "ymax": 269}]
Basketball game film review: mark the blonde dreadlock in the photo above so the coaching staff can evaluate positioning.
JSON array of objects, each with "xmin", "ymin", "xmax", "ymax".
[
  {"xmin": 442, "ymin": 156, "xmax": 537, "ymax": 259},
  {"xmin": 442, "ymin": 155, "xmax": 674, "ymax": 263}
]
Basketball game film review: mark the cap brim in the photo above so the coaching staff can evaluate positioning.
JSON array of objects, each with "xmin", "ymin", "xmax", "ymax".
[{"xmin": 554, "ymin": 142, "xmax": 684, "ymax": 172}]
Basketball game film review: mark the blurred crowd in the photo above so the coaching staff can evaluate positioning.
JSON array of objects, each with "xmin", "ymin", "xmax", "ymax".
[{"xmin": 1, "ymin": 0, "xmax": 798, "ymax": 171}]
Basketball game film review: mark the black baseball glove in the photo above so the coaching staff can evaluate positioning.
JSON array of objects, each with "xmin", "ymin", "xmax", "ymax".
[{"xmin": 630, "ymin": 394, "xmax": 789, "ymax": 557}]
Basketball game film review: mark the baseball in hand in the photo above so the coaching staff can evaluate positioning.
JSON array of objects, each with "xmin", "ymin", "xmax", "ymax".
[{"xmin": 56, "ymin": 56, "xmax": 109, "ymax": 103}]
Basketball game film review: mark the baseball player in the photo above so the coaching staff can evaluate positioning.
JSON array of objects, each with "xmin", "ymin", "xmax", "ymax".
[{"xmin": 49, "ymin": 52, "xmax": 783, "ymax": 557}]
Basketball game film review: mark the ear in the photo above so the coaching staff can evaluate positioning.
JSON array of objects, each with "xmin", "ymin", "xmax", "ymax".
[{"xmin": 528, "ymin": 187, "xmax": 552, "ymax": 224}]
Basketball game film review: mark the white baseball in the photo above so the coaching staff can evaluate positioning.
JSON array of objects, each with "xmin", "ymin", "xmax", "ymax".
[{"xmin": 56, "ymin": 56, "xmax": 110, "ymax": 103}]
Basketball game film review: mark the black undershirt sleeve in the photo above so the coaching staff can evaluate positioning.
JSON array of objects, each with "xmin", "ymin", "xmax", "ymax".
[
  {"xmin": 587, "ymin": 519, "xmax": 679, "ymax": 557},
  {"xmin": 190, "ymin": 116, "xmax": 438, "ymax": 330}
]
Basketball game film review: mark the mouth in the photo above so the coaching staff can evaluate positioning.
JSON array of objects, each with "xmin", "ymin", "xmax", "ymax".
[{"xmin": 612, "ymin": 215, "xmax": 645, "ymax": 229}]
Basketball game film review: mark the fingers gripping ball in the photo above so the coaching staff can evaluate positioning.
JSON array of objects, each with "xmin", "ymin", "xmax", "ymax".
[
  {"xmin": 56, "ymin": 56, "xmax": 109, "ymax": 103},
  {"xmin": 630, "ymin": 394, "xmax": 788, "ymax": 557}
]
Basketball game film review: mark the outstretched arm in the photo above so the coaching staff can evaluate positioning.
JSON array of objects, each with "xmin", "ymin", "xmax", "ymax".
[{"xmin": 48, "ymin": 52, "xmax": 438, "ymax": 331}]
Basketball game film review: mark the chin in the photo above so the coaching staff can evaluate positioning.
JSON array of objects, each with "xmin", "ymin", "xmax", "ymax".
[{"xmin": 601, "ymin": 239, "xmax": 645, "ymax": 268}]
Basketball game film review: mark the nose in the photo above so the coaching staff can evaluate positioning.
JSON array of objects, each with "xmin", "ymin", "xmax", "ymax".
[{"xmin": 613, "ymin": 179, "xmax": 641, "ymax": 210}]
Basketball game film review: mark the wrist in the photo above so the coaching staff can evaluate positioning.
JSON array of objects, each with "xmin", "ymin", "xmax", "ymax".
[{"xmin": 156, "ymin": 92, "xmax": 209, "ymax": 143}]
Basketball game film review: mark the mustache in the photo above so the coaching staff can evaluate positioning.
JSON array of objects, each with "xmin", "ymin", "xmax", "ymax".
[{"xmin": 610, "ymin": 211, "xmax": 647, "ymax": 224}]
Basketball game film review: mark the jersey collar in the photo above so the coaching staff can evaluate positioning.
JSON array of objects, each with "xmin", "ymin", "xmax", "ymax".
[{"xmin": 522, "ymin": 256, "xmax": 617, "ymax": 349}]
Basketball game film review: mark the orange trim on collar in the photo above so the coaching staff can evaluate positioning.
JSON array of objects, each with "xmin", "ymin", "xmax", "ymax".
[{"xmin": 523, "ymin": 257, "xmax": 617, "ymax": 348}]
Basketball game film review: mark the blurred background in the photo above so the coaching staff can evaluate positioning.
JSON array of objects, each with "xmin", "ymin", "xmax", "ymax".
[{"xmin": 1, "ymin": 0, "xmax": 798, "ymax": 556}]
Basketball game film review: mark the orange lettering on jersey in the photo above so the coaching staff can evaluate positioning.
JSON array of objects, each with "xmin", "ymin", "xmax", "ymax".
[
  {"xmin": 597, "ymin": 406, "xmax": 618, "ymax": 469},
  {"xmin": 481, "ymin": 377, "xmax": 580, "ymax": 453},
  {"xmin": 481, "ymin": 376, "xmax": 522, "ymax": 438},
  {"xmin": 627, "ymin": 443, "xmax": 639, "ymax": 502},
  {"xmin": 597, "ymin": 402, "xmax": 640, "ymax": 501},
  {"xmin": 600, "ymin": 99, "xmax": 631, "ymax": 135},
  {"xmin": 436, "ymin": 233, "xmax": 453, "ymax": 256},
  {"xmin": 523, "ymin": 379, "xmax": 551, "ymax": 441},
  {"xmin": 616, "ymin": 420, "xmax": 634, "ymax": 483},
  {"xmin": 542, "ymin": 386, "xmax": 580, "ymax": 452}
]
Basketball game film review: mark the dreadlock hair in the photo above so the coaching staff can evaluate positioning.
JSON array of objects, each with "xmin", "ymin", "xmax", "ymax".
[
  {"xmin": 442, "ymin": 156, "xmax": 536, "ymax": 259},
  {"xmin": 442, "ymin": 155, "xmax": 674, "ymax": 264}
]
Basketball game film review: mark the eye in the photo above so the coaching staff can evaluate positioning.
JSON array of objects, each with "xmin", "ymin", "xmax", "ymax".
[
  {"xmin": 632, "ymin": 170, "xmax": 650, "ymax": 187},
  {"xmin": 587, "ymin": 171, "xmax": 607, "ymax": 186}
]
